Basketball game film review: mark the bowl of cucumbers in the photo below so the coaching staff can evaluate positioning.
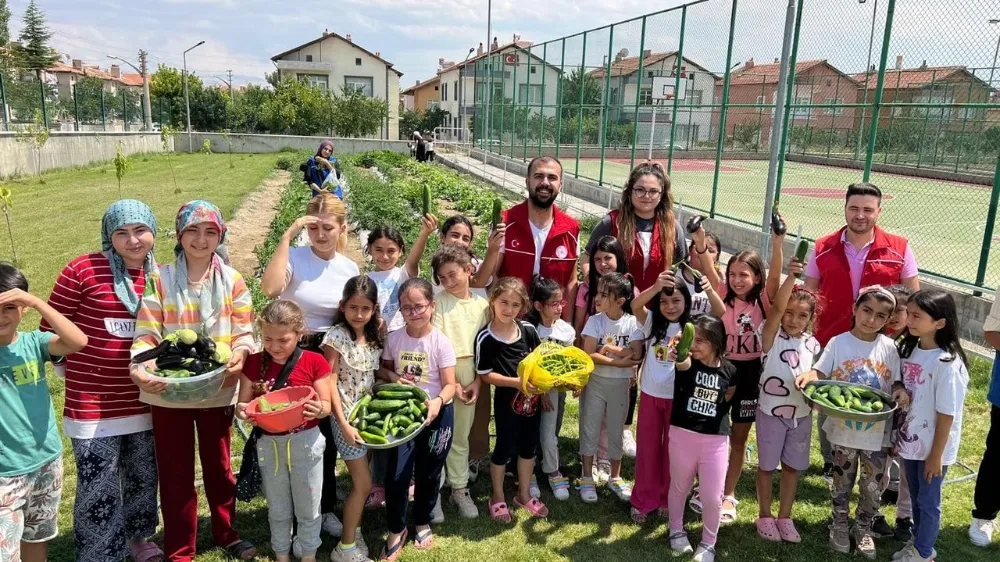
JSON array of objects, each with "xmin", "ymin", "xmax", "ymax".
[
  {"xmin": 801, "ymin": 380, "xmax": 897, "ymax": 422},
  {"xmin": 347, "ymin": 383, "xmax": 431, "ymax": 449},
  {"xmin": 246, "ymin": 386, "xmax": 318, "ymax": 433}
]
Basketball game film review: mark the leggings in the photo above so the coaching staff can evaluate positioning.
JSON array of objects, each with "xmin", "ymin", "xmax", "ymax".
[{"xmin": 668, "ymin": 426, "xmax": 729, "ymax": 548}]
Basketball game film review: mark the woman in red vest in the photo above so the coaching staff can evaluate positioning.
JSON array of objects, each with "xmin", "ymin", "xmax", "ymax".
[{"xmin": 581, "ymin": 161, "xmax": 688, "ymax": 456}]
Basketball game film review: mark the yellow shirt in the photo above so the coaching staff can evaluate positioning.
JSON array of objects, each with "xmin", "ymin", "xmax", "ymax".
[{"xmin": 432, "ymin": 290, "xmax": 489, "ymax": 359}]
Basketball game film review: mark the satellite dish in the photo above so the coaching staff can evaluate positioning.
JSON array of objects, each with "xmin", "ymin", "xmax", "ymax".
[{"xmin": 618, "ymin": 48, "xmax": 630, "ymax": 59}]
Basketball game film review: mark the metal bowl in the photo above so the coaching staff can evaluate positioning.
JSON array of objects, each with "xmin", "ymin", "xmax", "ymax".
[
  {"xmin": 800, "ymin": 380, "xmax": 898, "ymax": 422},
  {"xmin": 348, "ymin": 395, "xmax": 430, "ymax": 450}
]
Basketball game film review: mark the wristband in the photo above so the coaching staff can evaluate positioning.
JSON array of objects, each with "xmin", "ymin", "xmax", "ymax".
[{"xmin": 695, "ymin": 245, "xmax": 708, "ymax": 254}]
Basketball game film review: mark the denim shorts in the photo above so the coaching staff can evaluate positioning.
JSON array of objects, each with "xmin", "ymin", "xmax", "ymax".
[{"xmin": 329, "ymin": 419, "xmax": 368, "ymax": 461}]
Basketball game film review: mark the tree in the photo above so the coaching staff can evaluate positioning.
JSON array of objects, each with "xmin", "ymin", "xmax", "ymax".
[
  {"xmin": 188, "ymin": 85, "xmax": 228, "ymax": 131},
  {"xmin": 112, "ymin": 142, "xmax": 130, "ymax": 199},
  {"xmin": 260, "ymin": 77, "xmax": 328, "ymax": 136},
  {"xmin": 71, "ymin": 75, "xmax": 105, "ymax": 123},
  {"xmin": 150, "ymin": 64, "xmax": 203, "ymax": 129},
  {"xmin": 229, "ymin": 83, "xmax": 270, "ymax": 133},
  {"xmin": 15, "ymin": 1, "xmax": 56, "ymax": 78},
  {"xmin": 0, "ymin": 0, "xmax": 12, "ymax": 71},
  {"xmin": 559, "ymin": 68, "xmax": 602, "ymax": 118},
  {"xmin": 330, "ymin": 86, "xmax": 389, "ymax": 138},
  {"xmin": 399, "ymin": 107, "xmax": 449, "ymax": 139},
  {"xmin": 0, "ymin": 186, "xmax": 16, "ymax": 265}
]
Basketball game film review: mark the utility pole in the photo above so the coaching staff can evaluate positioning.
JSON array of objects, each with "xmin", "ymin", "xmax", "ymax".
[
  {"xmin": 226, "ymin": 69, "xmax": 233, "ymax": 99},
  {"xmin": 183, "ymin": 40, "xmax": 205, "ymax": 150},
  {"xmin": 139, "ymin": 49, "xmax": 152, "ymax": 130}
]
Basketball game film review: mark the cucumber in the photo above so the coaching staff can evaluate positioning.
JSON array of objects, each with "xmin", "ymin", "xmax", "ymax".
[
  {"xmin": 382, "ymin": 413, "xmax": 392, "ymax": 434},
  {"xmin": 812, "ymin": 395, "xmax": 835, "ymax": 408},
  {"xmin": 363, "ymin": 412, "xmax": 382, "ymax": 422},
  {"xmin": 348, "ymin": 395, "xmax": 372, "ymax": 422},
  {"xmin": 360, "ymin": 431, "xmax": 388, "ymax": 445},
  {"xmin": 377, "ymin": 390, "xmax": 415, "ymax": 400},
  {"xmin": 831, "ymin": 394, "xmax": 847, "ymax": 408},
  {"xmin": 407, "ymin": 399, "xmax": 421, "ymax": 418},
  {"xmin": 366, "ymin": 425, "xmax": 386, "ymax": 438},
  {"xmin": 409, "ymin": 386, "xmax": 430, "ymax": 402},
  {"xmin": 675, "ymin": 322, "xmax": 696, "ymax": 362},
  {"xmin": 803, "ymin": 385, "xmax": 816, "ymax": 398},
  {"xmin": 793, "ymin": 240, "xmax": 809, "ymax": 277},
  {"xmin": 422, "ymin": 184, "xmax": 432, "ymax": 216},
  {"xmin": 392, "ymin": 425, "xmax": 402, "ymax": 437},
  {"xmin": 401, "ymin": 422, "xmax": 422, "ymax": 437},
  {"xmin": 377, "ymin": 383, "xmax": 417, "ymax": 393},
  {"xmin": 828, "ymin": 386, "xmax": 843, "ymax": 400},
  {"xmin": 871, "ymin": 400, "xmax": 884, "ymax": 412},
  {"xmin": 393, "ymin": 414, "xmax": 414, "ymax": 427},
  {"xmin": 491, "ymin": 198, "xmax": 503, "ymax": 231},
  {"xmin": 369, "ymin": 399, "xmax": 408, "ymax": 412},
  {"xmin": 360, "ymin": 419, "xmax": 367, "ymax": 431}
]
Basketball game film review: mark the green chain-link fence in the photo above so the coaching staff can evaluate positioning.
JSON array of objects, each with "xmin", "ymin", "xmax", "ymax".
[
  {"xmin": 467, "ymin": 0, "xmax": 1000, "ymax": 291},
  {"xmin": 0, "ymin": 71, "xmax": 147, "ymax": 131}
]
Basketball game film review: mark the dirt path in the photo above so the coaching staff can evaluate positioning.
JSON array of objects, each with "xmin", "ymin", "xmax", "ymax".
[{"xmin": 226, "ymin": 170, "xmax": 291, "ymax": 276}]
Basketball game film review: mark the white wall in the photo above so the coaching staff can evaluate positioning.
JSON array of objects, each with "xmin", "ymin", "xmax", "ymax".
[
  {"xmin": 0, "ymin": 132, "xmax": 169, "ymax": 179},
  {"xmin": 174, "ymin": 132, "xmax": 408, "ymax": 155}
]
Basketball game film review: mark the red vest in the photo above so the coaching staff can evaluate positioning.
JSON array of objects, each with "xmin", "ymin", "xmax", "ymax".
[
  {"xmin": 498, "ymin": 201, "xmax": 580, "ymax": 290},
  {"xmin": 813, "ymin": 226, "xmax": 909, "ymax": 346},
  {"xmin": 607, "ymin": 209, "xmax": 673, "ymax": 292}
]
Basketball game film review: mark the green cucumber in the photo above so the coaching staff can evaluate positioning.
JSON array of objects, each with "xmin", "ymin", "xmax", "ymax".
[
  {"xmin": 409, "ymin": 386, "xmax": 430, "ymax": 402},
  {"xmin": 393, "ymin": 414, "xmax": 414, "ymax": 427},
  {"xmin": 401, "ymin": 422, "xmax": 422, "ymax": 437},
  {"xmin": 422, "ymin": 184, "xmax": 432, "ymax": 216},
  {"xmin": 675, "ymin": 322, "xmax": 695, "ymax": 362},
  {"xmin": 382, "ymin": 413, "xmax": 392, "ymax": 434},
  {"xmin": 363, "ymin": 412, "xmax": 382, "ymax": 422},
  {"xmin": 369, "ymin": 399, "xmax": 408, "ymax": 412},
  {"xmin": 366, "ymin": 425, "xmax": 386, "ymax": 438},
  {"xmin": 360, "ymin": 431, "xmax": 388, "ymax": 445},
  {"xmin": 803, "ymin": 385, "xmax": 817, "ymax": 398},
  {"xmin": 871, "ymin": 400, "xmax": 884, "ymax": 412},
  {"xmin": 491, "ymin": 198, "xmax": 503, "ymax": 231},
  {"xmin": 377, "ymin": 390, "xmax": 415, "ymax": 400},
  {"xmin": 793, "ymin": 240, "xmax": 809, "ymax": 277},
  {"xmin": 349, "ymin": 395, "xmax": 372, "ymax": 422},
  {"xmin": 377, "ymin": 383, "xmax": 418, "ymax": 393},
  {"xmin": 407, "ymin": 399, "xmax": 421, "ymax": 418}
]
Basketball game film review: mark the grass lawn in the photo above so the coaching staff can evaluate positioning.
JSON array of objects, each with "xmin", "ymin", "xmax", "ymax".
[{"xmin": 569, "ymin": 158, "xmax": 999, "ymax": 290}]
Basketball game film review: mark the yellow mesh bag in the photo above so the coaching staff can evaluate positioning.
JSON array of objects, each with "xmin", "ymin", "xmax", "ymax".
[{"xmin": 518, "ymin": 342, "xmax": 594, "ymax": 395}]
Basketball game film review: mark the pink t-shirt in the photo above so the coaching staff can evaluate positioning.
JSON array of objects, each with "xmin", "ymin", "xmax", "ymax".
[
  {"xmin": 804, "ymin": 230, "xmax": 918, "ymax": 297},
  {"xmin": 382, "ymin": 326, "xmax": 457, "ymax": 398},
  {"xmin": 720, "ymin": 288, "xmax": 772, "ymax": 361}
]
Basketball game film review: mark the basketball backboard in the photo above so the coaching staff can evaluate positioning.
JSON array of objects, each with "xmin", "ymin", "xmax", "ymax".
[{"xmin": 651, "ymin": 76, "xmax": 686, "ymax": 101}]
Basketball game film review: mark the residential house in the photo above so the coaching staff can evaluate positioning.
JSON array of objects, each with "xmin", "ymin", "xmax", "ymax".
[
  {"xmin": 401, "ymin": 76, "xmax": 440, "ymax": 113},
  {"xmin": 436, "ymin": 36, "xmax": 562, "ymax": 141},
  {"xmin": 852, "ymin": 57, "xmax": 994, "ymax": 133},
  {"xmin": 271, "ymin": 29, "xmax": 402, "ymax": 139},
  {"xmin": 590, "ymin": 50, "xmax": 719, "ymax": 149},
  {"xmin": 715, "ymin": 58, "xmax": 861, "ymax": 148},
  {"xmin": 46, "ymin": 59, "xmax": 142, "ymax": 102}
]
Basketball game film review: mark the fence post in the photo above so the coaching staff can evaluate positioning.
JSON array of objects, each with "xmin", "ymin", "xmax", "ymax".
[
  {"xmin": 522, "ymin": 45, "xmax": 533, "ymax": 161},
  {"xmin": 0, "ymin": 72, "xmax": 7, "ymax": 131},
  {"xmin": 555, "ymin": 39, "xmax": 566, "ymax": 161},
  {"xmin": 953, "ymin": 78, "xmax": 975, "ymax": 173},
  {"xmin": 598, "ymin": 25, "xmax": 615, "ymax": 185},
  {"xmin": 510, "ymin": 53, "xmax": 519, "ymax": 159},
  {"xmin": 101, "ymin": 88, "xmax": 107, "ymax": 131},
  {"xmin": 73, "ymin": 84, "xmax": 80, "ymax": 131},
  {"xmin": 863, "ymin": 0, "xmax": 897, "ymax": 182},
  {"xmin": 666, "ymin": 6, "xmax": 687, "ymax": 175},
  {"xmin": 574, "ymin": 31, "xmax": 588, "ymax": 179},
  {"xmin": 39, "ymin": 79, "xmax": 48, "ymax": 128},
  {"xmin": 916, "ymin": 72, "xmax": 937, "ymax": 168},
  {"xmin": 773, "ymin": 0, "xmax": 804, "ymax": 203},
  {"xmin": 628, "ymin": 16, "xmax": 648, "ymax": 170},
  {"xmin": 974, "ymin": 154, "xmax": 1000, "ymax": 291},
  {"xmin": 711, "ymin": 0, "xmax": 739, "ymax": 218},
  {"xmin": 538, "ymin": 42, "xmax": 547, "ymax": 157},
  {"xmin": 123, "ymin": 90, "xmax": 129, "ymax": 132}
]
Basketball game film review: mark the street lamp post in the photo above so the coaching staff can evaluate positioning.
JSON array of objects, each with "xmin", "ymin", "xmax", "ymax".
[
  {"xmin": 989, "ymin": 19, "xmax": 1000, "ymax": 93},
  {"xmin": 459, "ymin": 48, "xmax": 474, "ymax": 141},
  {"xmin": 108, "ymin": 53, "xmax": 153, "ymax": 130},
  {"xmin": 854, "ymin": 0, "xmax": 878, "ymax": 161},
  {"xmin": 183, "ymin": 40, "xmax": 205, "ymax": 150}
]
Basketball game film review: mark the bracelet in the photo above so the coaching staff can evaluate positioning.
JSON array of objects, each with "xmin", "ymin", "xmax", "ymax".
[{"xmin": 695, "ymin": 245, "xmax": 708, "ymax": 254}]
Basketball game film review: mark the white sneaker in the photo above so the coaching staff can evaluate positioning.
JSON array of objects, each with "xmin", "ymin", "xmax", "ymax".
[
  {"xmin": 622, "ymin": 429, "xmax": 637, "ymax": 458},
  {"xmin": 431, "ymin": 493, "xmax": 445, "ymax": 524},
  {"xmin": 595, "ymin": 459, "xmax": 612, "ymax": 484},
  {"xmin": 896, "ymin": 547, "xmax": 937, "ymax": 562},
  {"xmin": 356, "ymin": 529, "xmax": 369, "ymax": 557},
  {"xmin": 468, "ymin": 459, "xmax": 480, "ymax": 483},
  {"xmin": 892, "ymin": 542, "xmax": 915, "ymax": 561},
  {"xmin": 692, "ymin": 543, "xmax": 717, "ymax": 562},
  {"xmin": 322, "ymin": 512, "xmax": 344, "ymax": 537},
  {"xmin": 669, "ymin": 531, "xmax": 694, "ymax": 554},
  {"xmin": 607, "ymin": 477, "xmax": 632, "ymax": 502},
  {"xmin": 576, "ymin": 477, "xmax": 599, "ymax": 503},
  {"xmin": 451, "ymin": 488, "xmax": 479, "ymax": 519},
  {"xmin": 330, "ymin": 543, "xmax": 371, "ymax": 562},
  {"xmin": 969, "ymin": 517, "xmax": 996, "ymax": 547}
]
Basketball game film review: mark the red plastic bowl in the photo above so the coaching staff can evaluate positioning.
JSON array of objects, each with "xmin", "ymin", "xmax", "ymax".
[{"xmin": 247, "ymin": 386, "xmax": 317, "ymax": 433}]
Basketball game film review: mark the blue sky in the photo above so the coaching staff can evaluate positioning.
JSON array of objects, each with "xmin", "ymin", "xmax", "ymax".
[{"xmin": 7, "ymin": 0, "xmax": 999, "ymax": 88}]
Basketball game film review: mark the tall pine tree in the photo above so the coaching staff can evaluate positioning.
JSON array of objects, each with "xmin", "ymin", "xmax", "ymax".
[
  {"xmin": 0, "ymin": 0, "xmax": 12, "ymax": 70},
  {"xmin": 16, "ymin": 0, "xmax": 56, "ymax": 78}
]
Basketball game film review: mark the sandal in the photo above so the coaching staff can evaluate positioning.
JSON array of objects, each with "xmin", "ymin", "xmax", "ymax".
[
  {"xmin": 513, "ymin": 495, "xmax": 549, "ymax": 518},
  {"xmin": 366, "ymin": 485, "xmax": 386, "ymax": 509},
  {"xmin": 688, "ymin": 488, "xmax": 703, "ymax": 514},
  {"xmin": 548, "ymin": 474, "xmax": 571, "ymax": 501},
  {"xmin": 756, "ymin": 517, "xmax": 782, "ymax": 542},
  {"xmin": 721, "ymin": 495, "xmax": 739, "ymax": 525},
  {"xmin": 414, "ymin": 528, "xmax": 434, "ymax": 550},
  {"xmin": 224, "ymin": 540, "xmax": 257, "ymax": 561},
  {"xmin": 657, "ymin": 507, "xmax": 669, "ymax": 518},
  {"xmin": 630, "ymin": 507, "xmax": 647, "ymax": 524},
  {"xmin": 379, "ymin": 528, "xmax": 408, "ymax": 561},
  {"xmin": 489, "ymin": 500, "xmax": 512, "ymax": 523},
  {"xmin": 776, "ymin": 518, "xmax": 801, "ymax": 543},
  {"xmin": 130, "ymin": 542, "xmax": 163, "ymax": 562},
  {"xmin": 576, "ymin": 477, "xmax": 598, "ymax": 504}
]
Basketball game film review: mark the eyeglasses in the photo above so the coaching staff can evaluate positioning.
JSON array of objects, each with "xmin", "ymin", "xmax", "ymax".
[
  {"xmin": 545, "ymin": 300, "xmax": 567, "ymax": 309},
  {"xmin": 633, "ymin": 188, "xmax": 663, "ymax": 199},
  {"xmin": 401, "ymin": 304, "xmax": 429, "ymax": 316}
]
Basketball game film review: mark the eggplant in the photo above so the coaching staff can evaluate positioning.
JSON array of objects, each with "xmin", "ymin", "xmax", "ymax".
[
  {"xmin": 182, "ymin": 358, "xmax": 206, "ymax": 374},
  {"xmin": 197, "ymin": 334, "xmax": 216, "ymax": 354},
  {"xmin": 770, "ymin": 206, "xmax": 787, "ymax": 236},
  {"xmin": 132, "ymin": 340, "xmax": 170, "ymax": 363},
  {"xmin": 680, "ymin": 262, "xmax": 705, "ymax": 293},
  {"xmin": 686, "ymin": 215, "xmax": 706, "ymax": 234},
  {"xmin": 155, "ymin": 354, "xmax": 187, "ymax": 370},
  {"xmin": 186, "ymin": 346, "xmax": 201, "ymax": 358}
]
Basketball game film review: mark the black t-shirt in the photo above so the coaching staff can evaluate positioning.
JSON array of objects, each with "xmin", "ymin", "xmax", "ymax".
[
  {"xmin": 670, "ymin": 359, "xmax": 737, "ymax": 436},
  {"xmin": 475, "ymin": 321, "xmax": 540, "ymax": 404},
  {"xmin": 585, "ymin": 214, "xmax": 688, "ymax": 263}
]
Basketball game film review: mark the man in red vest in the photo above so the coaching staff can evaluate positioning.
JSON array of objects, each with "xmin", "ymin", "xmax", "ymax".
[
  {"xmin": 803, "ymin": 181, "xmax": 919, "ymax": 502},
  {"xmin": 491, "ymin": 155, "xmax": 580, "ymax": 322}
]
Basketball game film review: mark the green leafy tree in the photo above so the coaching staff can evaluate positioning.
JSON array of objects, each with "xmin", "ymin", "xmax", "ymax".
[
  {"xmin": 71, "ymin": 75, "xmax": 105, "ymax": 123},
  {"xmin": 0, "ymin": 0, "xmax": 13, "ymax": 71},
  {"xmin": 150, "ymin": 64, "xmax": 203, "ymax": 128},
  {"xmin": 330, "ymin": 86, "xmax": 389, "ymax": 138},
  {"xmin": 229, "ymin": 83, "xmax": 270, "ymax": 133},
  {"xmin": 399, "ymin": 107, "xmax": 449, "ymax": 139},
  {"xmin": 559, "ymin": 68, "xmax": 602, "ymax": 118},
  {"xmin": 14, "ymin": 0, "xmax": 56, "ymax": 79},
  {"xmin": 260, "ymin": 77, "xmax": 328, "ymax": 136},
  {"xmin": 188, "ymin": 85, "xmax": 228, "ymax": 131}
]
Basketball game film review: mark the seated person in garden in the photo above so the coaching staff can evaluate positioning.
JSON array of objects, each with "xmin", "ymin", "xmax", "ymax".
[{"xmin": 301, "ymin": 140, "xmax": 344, "ymax": 199}]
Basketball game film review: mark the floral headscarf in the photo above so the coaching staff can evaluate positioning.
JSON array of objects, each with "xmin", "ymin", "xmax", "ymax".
[
  {"xmin": 173, "ymin": 200, "xmax": 230, "ymax": 330},
  {"xmin": 101, "ymin": 199, "xmax": 157, "ymax": 315}
]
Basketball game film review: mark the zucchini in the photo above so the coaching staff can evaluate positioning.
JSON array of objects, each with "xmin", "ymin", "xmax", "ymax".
[
  {"xmin": 686, "ymin": 215, "xmax": 705, "ymax": 234},
  {"xmin": 793, "ymin": 239, "xmax": 809, "ymax": 277},
  {"xmin": 422, "ymin": 184, "xmax": 432, "ymax": 216},
  {"xmin": 491, "ymin": 198, "xmax": 502, "ymax": 231},
  {"xmin": 360, "ymin": 431, "xmax": 388, "ymax": 445},
  {"xmin": 377, "ymin": 390, "xmax": 415, "ymax": 400},
  {"xmin": 369, "ymin": 399, "xmax": 408, "ymax": 412},
  {"xmin": 675, "ymin": 322, "xmax": 696, "ymax": 362},
  {"xmin": 770, "ymin": 205, "xmax": 787, "ymax": 236}
]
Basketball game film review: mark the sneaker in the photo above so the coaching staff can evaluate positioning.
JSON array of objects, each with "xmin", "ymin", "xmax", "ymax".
[
  {"xmin": 892, "ymin": 542, "xmax": 915, "ymax": 561},
  {"xmin": 547, "ymin": 474, "xmax": 571, "ymax": 501},
  {"xmin": 896, "ymin": 546, "xmax": 937, "ymax": 562},
  {"xmin": 822, "ymin": 462, "xmax": 834, "ymax": 485},
  {"xmin": 871, "ymin": 515, "xmax": 894, "ymax": 538},
  {"xmin": 969, "ymin": 517, "xmax": 997, "ymax": 547},
  {"xmin": 468, "ymin": 459, "xmax": 480, "ymax": 483},
  {"xmin": 576, "ymin": 477, "xmax": 598, "ymax": 503},
  {"xmin": 356, "ymin": 530, "xmax": 369, "ymax": 557},
  {"xmin": 322, "ymin": 512, "xmax": 344, "ymax": 537},
  {"xmin": 894, "ymin": 518, "xmax": 914, "ymax": 542},
  {"xmin": 595, "ymin": 459, "xmax": 612, "ymax": 484},
  {"xmin": 528, "ymin": 475, "xmax": 541, "ymax": 499},
  {"xmin": 853, "ymin": 528, "xmax": 877, "ymax": 560},
  {"xmin": 622, "ymin": 429, "xmax": 637, "ymax": 458},
  {"xmin": 829, "ymin": 526, "xmax": 850, "ymax": 554},
  {"xmin": 330, "ymin": 543, "xmax": 370, "ymax": 562},
  {"xmin": 451, "ymin": 488, "xmax": 479, "ymax": 519},
  {"xmin": 431, "ymin": 494, "xmax": 445, "ymax": 524},
  {"xmin": 669, "ymin": 531, "xmax": 694, "ymax": 554},
  {"xmin": 607, "ymin": 477, "xmax": 632, "ymax": 502},
  {"xmin": 692, "ymin": 543, "xmax": 716, "ymax": 562}
]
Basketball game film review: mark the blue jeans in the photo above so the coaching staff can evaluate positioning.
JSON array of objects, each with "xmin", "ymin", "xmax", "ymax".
[{"xmin": 903, "ymin": 459, "xmax": 948, "ymax": 558}]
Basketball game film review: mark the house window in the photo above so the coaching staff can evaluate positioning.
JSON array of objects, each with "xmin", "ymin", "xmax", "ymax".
[
  {"xmin": 454, "ymin": 81, "xmax": 458, "ymax": 102},
  {"xmin": 356, "ymin": 58, "xmax": 362, "ymax": 66},
  {"xmin": 682, "ymin": 90, "xmax": 703, "ymax": 106},
  {"xmin": 434, "ymin": 85, "xmax": 439, "ymax": 91},
  {"xmin": 344, "ymin": 76, "xmax": 374, "ymax": 97},
  {"xmin": 300, "ymin": 74, "xmax": 329, "ymax": 89},
  {"xmin": 640, "ymin": 87, "xmax": 653, "ymax": 106},
  {"xmin": 791, "ymin": 92, "xmax": 812, "ymax": 119},
  {"xmin": 826, "ymin": 98, "xmax": 844, "ymax": 115},
  {"xmin": 305, "ymin": 54, "xmax": 313, "ymax": 62},
  {"xmin": 442, "ymin": 83, "xmax": 448, "ymax": 101},
  {"xmin": 428, "ymin": 100, "xmax": 440, "ymax": 110},
  {"xmin": 517, "ymin": 84, "xmax": 543, "ymax": 104},
  {"xmin": 530, "ymin": 66, "xmax": 537, "ymax": 74}
]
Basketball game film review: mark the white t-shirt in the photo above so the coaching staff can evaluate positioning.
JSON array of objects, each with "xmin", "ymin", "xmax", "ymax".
[
  {"xmin": 815, "ymin": 332, "xmax": 900, "ymax": 451},
  {"xmin": 685, "ymin": 279, "xmax": 713, "ymax": 318},
  {"xmin": 536, "ymin": 319, "xmax": 576, "ymax": 347},
  {"xmin": 582, "ymin": 312, "xmax": 643, "ymax": 380},
  {"xmin": 529, "ymin": 221, "xmax": 552, "ymax": 275},
  {"xmin": 759, "ymin": 329, "xmax": 821, "ymax": 420},
  {"xmin": 898, "ymin": 347, "xmax": 969, "ymax": 464},
  {"xmin": 368, "ymin": 267, "xmax": 408, "ymax": 332},
  {"xmin": 282, "ymin": 247, "xmax": 359, "ymax": 333},
  {"xmin": 639, "ymin": 315, "xmax": 680, "ymax": 399},
  {"xmin": 637, "ymin": 231, "xmax": 653, "ymax": 270}
]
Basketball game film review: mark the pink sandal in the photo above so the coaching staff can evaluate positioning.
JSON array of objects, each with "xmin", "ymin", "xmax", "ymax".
[
  {"xmin": 756, "ymin": 517, "xmax": 782, "ymax": 542},
  {"xmin": 513, "ymin": 496, "xmax": 549, "ymax": 518},
  {"xmin": 489, "ymin": 500, "xmax": 512, "ymax": 523},
  {"xmin": 776, "ymin": 518, "xmax": 801, "ymax": 543}
]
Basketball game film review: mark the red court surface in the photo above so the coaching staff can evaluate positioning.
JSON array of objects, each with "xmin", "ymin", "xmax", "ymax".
[
  {"xmin": 584, "ymin": 158, "xmax": 748, "ymax": 173},
  {"xmin": 782, "ymin": 187, "xmax": 895, "ymax": 201}
]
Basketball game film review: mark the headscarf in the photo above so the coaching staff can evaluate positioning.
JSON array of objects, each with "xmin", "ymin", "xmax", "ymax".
[
  {"xmin": 101, "ymin": 199, "xmax": 157, "ymax": 315},
  {"xmin": 173, "ymin": 200, "xmax": 230, "ymax": 331},
  {"xmin": 316, "ymin": 140, "xmax": 334, "ymax": 158}
]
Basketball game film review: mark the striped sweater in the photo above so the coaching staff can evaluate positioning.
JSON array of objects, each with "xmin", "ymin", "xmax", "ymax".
[
  {"xmin": 40, "ymin": 253, "xmax": 151, "ymax": 438},
  {"xmin": 131, "ymin": 260, "xmax": 255, "ymax": 409}
]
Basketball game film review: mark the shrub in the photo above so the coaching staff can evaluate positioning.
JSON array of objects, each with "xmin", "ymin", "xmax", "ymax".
[{"xmin": 275, "ymin": 156, "xmax": 293, "ymax": 171}]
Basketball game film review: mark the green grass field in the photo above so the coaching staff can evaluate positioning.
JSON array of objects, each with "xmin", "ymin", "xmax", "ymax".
[{"xmin": 569, "ymin": 158, "xmax": 999, "ymax": 291}]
